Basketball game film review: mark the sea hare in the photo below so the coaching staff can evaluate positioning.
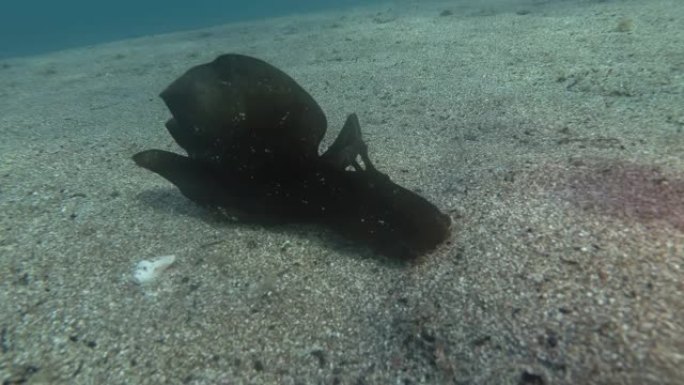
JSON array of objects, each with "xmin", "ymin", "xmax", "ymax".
[{"xmin": 133, "ymin": 54, "xmax": 451, "ymax": 259}]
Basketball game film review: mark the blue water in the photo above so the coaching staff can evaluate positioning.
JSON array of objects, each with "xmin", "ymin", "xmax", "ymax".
[{"xmin": 0, "ymin": 0, "xmax": 374, "ymax": 58}]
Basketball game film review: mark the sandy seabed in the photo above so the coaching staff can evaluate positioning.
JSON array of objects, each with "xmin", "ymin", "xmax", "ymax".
[{"xmin": 1, "ymin": 0, "xmax": 683, "ymax": 384}]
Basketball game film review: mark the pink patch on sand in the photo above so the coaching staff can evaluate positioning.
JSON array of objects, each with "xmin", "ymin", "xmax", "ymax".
[{"xmin": 553, "ymin": 159, "xmax": 684, "ymax": 231}]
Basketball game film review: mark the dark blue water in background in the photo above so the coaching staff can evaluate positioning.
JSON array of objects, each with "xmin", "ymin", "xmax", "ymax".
[{"xmin": 0, "ymin": 0, "xmax": 375, "ymax": 59}]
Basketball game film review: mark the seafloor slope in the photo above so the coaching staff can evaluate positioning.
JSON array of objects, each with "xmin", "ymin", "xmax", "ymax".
[{"xmin": 1, "ymin": 0, "xmax": 682, "ymax": 384}]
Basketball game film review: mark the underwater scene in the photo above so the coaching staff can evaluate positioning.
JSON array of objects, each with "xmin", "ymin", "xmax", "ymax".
[{"xmin": 0, "ymin": 0, "xmax": 682, "ymax": 384}]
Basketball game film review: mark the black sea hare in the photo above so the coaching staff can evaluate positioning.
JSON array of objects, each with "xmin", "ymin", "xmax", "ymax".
[{"xmin": 133, "ymin": 54, "xmax": 450, "ymax": 259}]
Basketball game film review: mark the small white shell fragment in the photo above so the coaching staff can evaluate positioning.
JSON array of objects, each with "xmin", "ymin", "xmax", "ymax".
[{"xmin": 133, "ymin": 255, "xmax": 176, "ymax": 284}]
